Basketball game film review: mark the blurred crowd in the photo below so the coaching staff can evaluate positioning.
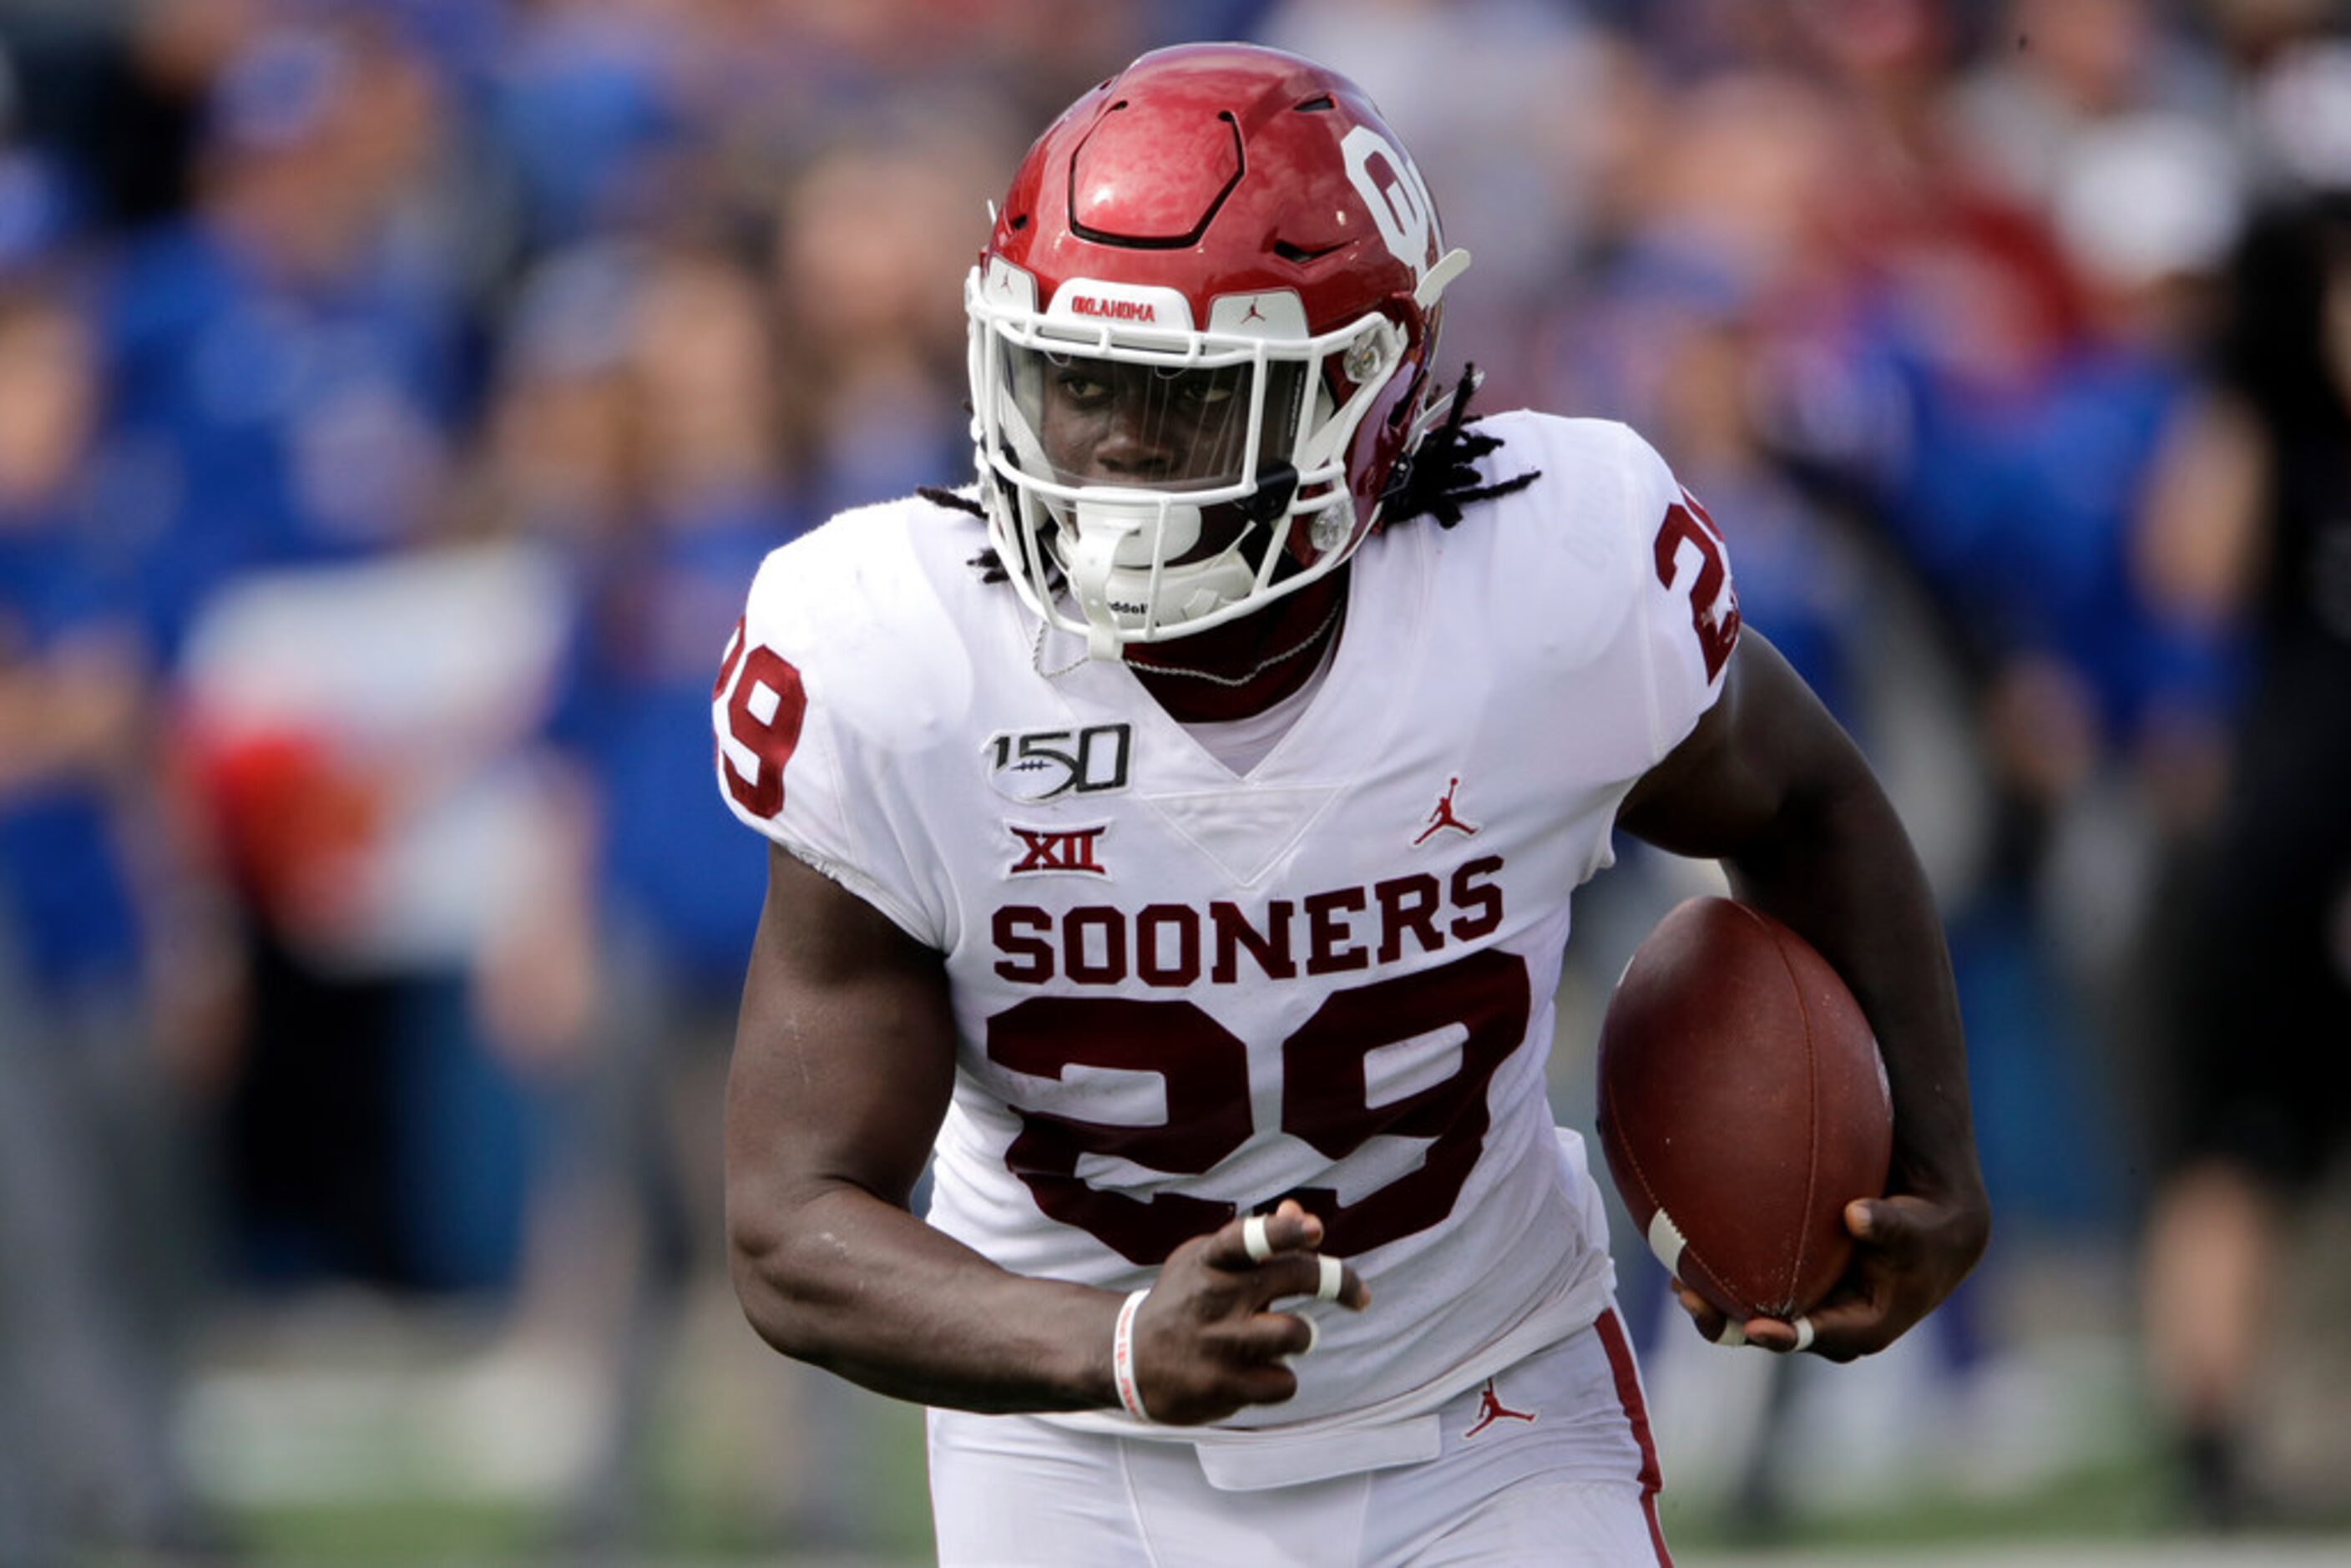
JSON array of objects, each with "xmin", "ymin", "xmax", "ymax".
[{"xmin": 1, "ymin": 0, "xmax": 2348, "ymax": 1559}]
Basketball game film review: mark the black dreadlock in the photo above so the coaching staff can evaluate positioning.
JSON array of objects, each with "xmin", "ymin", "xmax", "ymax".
[
  {"xmin": 1378, "ymin": 366, "xmax": 1541, "ymax": 528},
  {"xmin": 918, "ymin": 485, "xmax": 987, "ymax": 519},
  {"xmin": 940, "ymin": 366, "xmax": 1537, "ymax": 584},
  {"xmin": 917, "ymin": 485, "xmax": 1019, "ymax": 584}
]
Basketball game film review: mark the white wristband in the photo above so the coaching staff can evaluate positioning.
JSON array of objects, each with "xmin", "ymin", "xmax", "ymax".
[{"xmin": 1111, "ymin": 1288, "xmax": 1153, "ymax": 1423}]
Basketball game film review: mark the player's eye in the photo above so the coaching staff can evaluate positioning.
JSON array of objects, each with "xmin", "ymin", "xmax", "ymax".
[
  {"xmin": 1054, "ymin": 369, "xmax": 1111, "ymax": 404},
  {"xmin": 1160, "ymin": 369, "xmax": 1236, "ymax": 409}
]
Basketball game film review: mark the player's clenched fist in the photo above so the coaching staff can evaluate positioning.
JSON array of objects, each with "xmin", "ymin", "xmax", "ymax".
[{"xmin": 1124, "ymin": 1199, "xmax": 1369, "ymax": 1426}]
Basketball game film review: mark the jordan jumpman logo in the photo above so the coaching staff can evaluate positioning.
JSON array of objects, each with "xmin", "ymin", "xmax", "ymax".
[
  {"xmin": 1413, "ymin": 776, "xmax": 1478, "ymax": 845},
  {"xmin": 1463, "ymin": 1376, "xmax": 1536, "ymax": 1439}
]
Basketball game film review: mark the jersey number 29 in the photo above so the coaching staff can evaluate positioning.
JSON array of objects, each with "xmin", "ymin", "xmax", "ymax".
[{"xmin": 985, "ymin": 948, "xmax": 1532, "ymax": 1264}]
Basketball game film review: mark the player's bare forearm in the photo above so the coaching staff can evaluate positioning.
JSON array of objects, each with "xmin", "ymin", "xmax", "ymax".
[
  {"xmin": 725, "ymin": 845, "xmax": 1122, "ymax": 1412},
  {"xmin": 1620, "ymin": 634, "xmax": 1988, "ymax": 1353},
  {"xmin": 726, "ymin": 845, "xmax": 1361, "ymax": 1419},
  {"xmin": 1718, "ymin": 746, "xmax": 1979, "ymax": 1211},
  {"xmin": 728, "ymin": 1175, "xmax": 1360, "ymax": 1421},
  {"xmin": 726, "ymin": 1170, "xmax": 1122, "ymax": 1412}
]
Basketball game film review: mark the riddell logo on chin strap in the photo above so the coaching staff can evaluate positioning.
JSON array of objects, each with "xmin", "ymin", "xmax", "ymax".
[{"xmin": 1070, "ymin": 296, "xmax": 1158, "ymax": 322}]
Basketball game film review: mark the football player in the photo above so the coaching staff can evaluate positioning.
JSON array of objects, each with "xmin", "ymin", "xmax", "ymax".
[{"xmin": 715, "ymin": 43, "xmax": 1989, "ymax": 1565}]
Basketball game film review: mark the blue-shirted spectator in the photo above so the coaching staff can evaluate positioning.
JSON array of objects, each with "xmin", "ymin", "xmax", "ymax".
[
  {"xmin": 489, "ymin": 0, "xmax": 680, "ymax": 250},
  {"xmin": 95, "ymin": 19, "xmax": 545, "ymax": 1303},
  {"xmin": 464, "ymin": 238, "xmax": 818, "ymax": 1548},
  {"xmin": 102, "ymin": 19, "xmax": 473, "ymax": 663},
  {"xmin": 0, "ymin": 276, "xmax": 212, "ymax": 1559}
]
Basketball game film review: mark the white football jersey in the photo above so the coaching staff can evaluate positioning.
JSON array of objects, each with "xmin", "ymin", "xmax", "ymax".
[{"xmin": 714, "ymin": 411, "xmax": 1737, "ymax": 1442}]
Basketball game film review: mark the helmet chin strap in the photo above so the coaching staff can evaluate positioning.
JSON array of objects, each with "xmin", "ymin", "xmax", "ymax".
[{"xmin": 1062, "ymin": 497, "xmax": 1259, "ymax": 661}]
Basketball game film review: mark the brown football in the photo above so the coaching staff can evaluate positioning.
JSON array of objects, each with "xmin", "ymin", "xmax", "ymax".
[{"xmin": 1595, "ymin": 896, "xmax": 1893, "ymax": 1323}]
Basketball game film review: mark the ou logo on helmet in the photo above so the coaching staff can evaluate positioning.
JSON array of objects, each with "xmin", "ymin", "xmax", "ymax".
[{"xmin": 1340, "ymin": 124, "xmax": 1440, "ymax": 281}]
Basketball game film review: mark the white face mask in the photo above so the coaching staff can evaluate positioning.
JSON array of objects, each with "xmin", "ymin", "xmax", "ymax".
[{"xmin": 967, "ymin": 261, "xmax": 1436, "ymax": 660}]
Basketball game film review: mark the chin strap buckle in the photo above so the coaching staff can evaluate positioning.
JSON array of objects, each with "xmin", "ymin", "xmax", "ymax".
[{"xmin": 1237, "ymin": 463, "xmax": 1300, "ymax": 528}]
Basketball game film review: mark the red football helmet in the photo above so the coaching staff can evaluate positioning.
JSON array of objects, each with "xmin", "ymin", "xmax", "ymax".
[{"xmin": 966, "ymin": 43, "xmax": 1469, "ymax": 659}]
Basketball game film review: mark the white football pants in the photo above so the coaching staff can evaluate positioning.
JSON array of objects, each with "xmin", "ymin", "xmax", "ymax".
[{"xmin": 928, "ymin": 1307, "xmax": 1671, "ymax": 1566}]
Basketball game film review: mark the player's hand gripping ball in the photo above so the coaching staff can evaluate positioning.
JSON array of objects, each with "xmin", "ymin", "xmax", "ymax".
[{"xmin": 1596, "ymin": 897, "xmax": 1893, "ymax": 1328}]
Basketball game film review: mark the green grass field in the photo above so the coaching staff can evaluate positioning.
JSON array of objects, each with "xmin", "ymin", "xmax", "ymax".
[
  {"xmin": 207, "ymin": 1452, "xmax": 2351, "ymax": 1568},
  {"xmin": 154, "ymin": 1272, "xmax": 2351, "ymax": 1568}
]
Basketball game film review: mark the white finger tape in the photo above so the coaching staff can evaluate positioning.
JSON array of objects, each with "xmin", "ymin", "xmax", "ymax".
[
  {"xmin": 1713, "ymin": 1318, "xmax": 1747, "ymax": 1348},
  {"xmin": 1302, "ymin": 1315, "xmax": 1320, "ymax": 1356},
  {"xmin": 1646, "ymin": 1210, "xmax": 1687, "ymax": 1278},
  {"xmin": 1316, "ymin": 1254, "xmax": 1343, "ymax": 1302},
  {"xmin": 1242, "ymin": 1214, "xmax": 1273, "ymax": 1263},
  {"xmin": 1792, "ymin": 1316, "xmax": 1816, "ymax": 1353}
]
